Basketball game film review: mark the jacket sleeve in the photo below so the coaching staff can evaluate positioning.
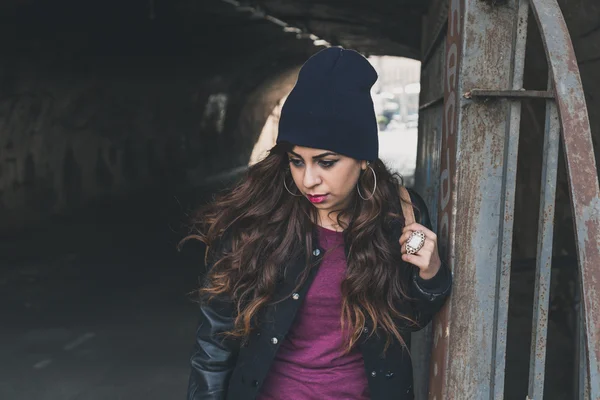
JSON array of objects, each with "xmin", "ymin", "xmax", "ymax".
[
  {"xmin": 405, "ymin": 188, "xmax": 453, "ymax": 331},
  {"xmin": 187, "ymin": 241, "xmax": 240, "ymax": 400}
]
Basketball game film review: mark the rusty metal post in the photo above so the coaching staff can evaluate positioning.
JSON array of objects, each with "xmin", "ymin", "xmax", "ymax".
[
  {"xmin": 529, "ymin": 0, "xmax": 600, "ymax": 397},
  {"xmin": 427, "ymin": 0, "xmax": 524, "ymax": 398}
]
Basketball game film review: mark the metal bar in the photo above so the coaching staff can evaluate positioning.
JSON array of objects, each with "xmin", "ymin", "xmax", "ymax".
[
  {"xmin": 465, "ymin": 89, "xmax": 554, "ymax": 99},
  {"xmin": 582, "ymin": 311, "xmax": 592, "ymax": 400},
  {"xmin": 578, "ymin": 290, "xmax": 592, "ymax": 399},
  {"xmin": 573, "ymin": 226, "xmax": 591, "ymax": 400},
  {"xmin": 492, "ymin": 1, "xmax": 530, "ymax": 398},
  {"xmin": 419, "ymin": 96, "xmax": 444, "ymax": 111},
  {"xmin": 575, "ymin": 273, "xmax": 584, "ymax": 398},
  {"xmin": 527, "ymin": 78, "xmax": 560, "ymax": 399},
  {"xmin": 530, "ymin": 0, "xmax": 600, "ymax": 397}
]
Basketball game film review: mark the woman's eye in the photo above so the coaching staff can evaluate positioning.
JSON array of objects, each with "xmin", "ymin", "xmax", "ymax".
[
  {"xmin": 319, "ymin": 160, "xmax": 337, "ymax": 168},
  {"xmin": 289, "ymin": 159, "xmax": 304, "ymax": 167}
]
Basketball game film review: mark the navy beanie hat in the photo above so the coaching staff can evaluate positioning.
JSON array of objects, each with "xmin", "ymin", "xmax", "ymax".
[{"xmin": 277, "ymin": 47, "xmax": 379, "ymax": 161}]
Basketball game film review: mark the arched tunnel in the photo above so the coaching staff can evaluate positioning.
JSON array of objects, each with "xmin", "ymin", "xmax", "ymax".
[{"xmin": 1, "ymin": 0, "xmax": 600, "ymax": 399}]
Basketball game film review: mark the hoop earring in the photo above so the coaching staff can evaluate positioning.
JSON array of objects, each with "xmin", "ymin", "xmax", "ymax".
[
  {"xmin": 357, "ymin": 165, "xmax": 377, "ymax": 201},
  {"xmin": 283, "ymin": 176, "xmax": 303, "ymax": 197}
]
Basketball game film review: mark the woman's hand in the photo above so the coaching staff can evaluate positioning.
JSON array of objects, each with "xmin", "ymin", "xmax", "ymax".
[{"xmin": 399, "ymin": 223, "xmax": 442, "ymax": 280}]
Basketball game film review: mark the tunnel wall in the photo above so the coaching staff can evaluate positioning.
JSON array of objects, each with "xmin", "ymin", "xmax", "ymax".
[{"xmin": 0, "ymin": 0, "xmax": 312, "ymax": 235}]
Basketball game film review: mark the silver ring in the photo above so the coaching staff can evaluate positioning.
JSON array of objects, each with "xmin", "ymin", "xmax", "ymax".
[{"xmin": 406, "ymin": 230, "xmax": 426, "ymax": 255}]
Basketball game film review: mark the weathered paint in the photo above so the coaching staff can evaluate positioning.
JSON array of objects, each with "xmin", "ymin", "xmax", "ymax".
[
  {"xmin": 530, "ymin": 0, "xmax": 600, "ymax": 397},
  {"xmin": 426, "ymin": 0, "xmax": 462, "ymax": 396},
  {"xmin": 428, "ymin": 0, "xmax": 527, "ymax": 398}
]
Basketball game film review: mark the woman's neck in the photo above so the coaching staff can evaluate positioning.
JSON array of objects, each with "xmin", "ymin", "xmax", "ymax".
[{"xmin": 315, "ymin": 211, "xmax": 347, "ymax": 232}]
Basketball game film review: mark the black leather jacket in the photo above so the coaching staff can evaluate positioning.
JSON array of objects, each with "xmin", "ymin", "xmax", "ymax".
[{"xmin": 187, "ymin": 188, "xmax": 452, "ymax": 400}]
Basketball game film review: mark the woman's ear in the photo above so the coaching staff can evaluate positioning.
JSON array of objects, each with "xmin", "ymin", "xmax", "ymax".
[{"xmin": 361, "ymin": 160, "xmax": 368, "ymax": 171}]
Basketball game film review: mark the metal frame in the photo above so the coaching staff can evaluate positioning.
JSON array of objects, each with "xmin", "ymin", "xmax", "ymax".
[
  {"xmin": 417, "ymin": 0, "xmax": 600, "ymax": 398},
  {"xmin": 529, "ymin": 0, "xmax": 600, "ymax": 397}
]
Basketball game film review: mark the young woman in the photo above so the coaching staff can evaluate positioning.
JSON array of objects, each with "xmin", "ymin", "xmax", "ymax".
[{"xmin": 184, "ymin": 47, "xmax": 452, "ymax": 400}]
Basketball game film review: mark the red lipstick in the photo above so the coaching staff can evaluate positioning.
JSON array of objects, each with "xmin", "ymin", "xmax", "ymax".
[{"xmin": 307, "ymin": 194, "xmax": 328, "ymax": 204}]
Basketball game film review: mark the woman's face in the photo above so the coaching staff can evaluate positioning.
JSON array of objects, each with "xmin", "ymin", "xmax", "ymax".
[{"xmin": 287, "ymin": 146, "xmax": 367, "ymax": 213}]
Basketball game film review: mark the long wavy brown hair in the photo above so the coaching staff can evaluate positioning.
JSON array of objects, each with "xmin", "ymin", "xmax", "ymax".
[{"xmin": 180, "ymin": 142, "xmax": 418, "ymax": 352}]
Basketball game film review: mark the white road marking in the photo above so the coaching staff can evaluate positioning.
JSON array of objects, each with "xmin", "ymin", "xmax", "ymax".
[{"xmin": 63, "ymin": 332, "xmax": 96, "ymax": 351}]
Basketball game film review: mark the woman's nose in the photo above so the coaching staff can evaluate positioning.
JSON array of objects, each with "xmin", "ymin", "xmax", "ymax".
[{"xmin": 303, "ymin": 166, "xmax": 321, "ymax": 188}]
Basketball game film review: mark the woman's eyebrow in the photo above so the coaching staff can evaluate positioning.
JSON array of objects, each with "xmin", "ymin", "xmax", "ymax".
[
  {"xmin": 288, "ymin": 151, "xmax": 338, "ymax": 160},
  {"xmin": 313, "ymin": 152, "xmax": 338, "ymax": 159}
]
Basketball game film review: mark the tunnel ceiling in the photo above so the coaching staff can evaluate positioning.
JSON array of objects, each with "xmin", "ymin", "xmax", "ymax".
[
  {"xmin": 2, "ymin": 0, "xmax": 428, "ymax": 59},
  {"xmin": 204, "ymin": 0, "xmax": 429, "ymax": 58}
]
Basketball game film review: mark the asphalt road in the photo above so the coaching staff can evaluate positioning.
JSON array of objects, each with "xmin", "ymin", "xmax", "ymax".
[{"xmin": 0, "ymin": 189, "xmax": 210, "ymax": 400}]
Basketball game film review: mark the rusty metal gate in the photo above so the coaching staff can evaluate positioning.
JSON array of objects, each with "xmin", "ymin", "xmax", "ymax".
[{"xmin": 414, "ymin": 0, "xmax": 600, "ymax": 399}]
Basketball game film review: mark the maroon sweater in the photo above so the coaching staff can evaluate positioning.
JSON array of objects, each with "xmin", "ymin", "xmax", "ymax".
[{"xmin": 258, "ymin": 226, "xmax": 369, "ymax": 400}]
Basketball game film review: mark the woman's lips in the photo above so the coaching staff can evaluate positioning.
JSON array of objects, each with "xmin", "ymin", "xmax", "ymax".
[{"xmin": 307, "ymin": 194, "xmax": 328, "ymax": 204}]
